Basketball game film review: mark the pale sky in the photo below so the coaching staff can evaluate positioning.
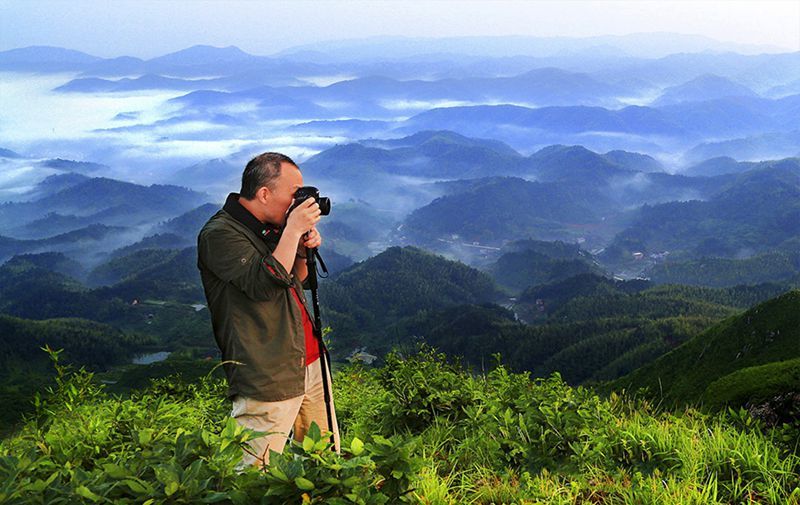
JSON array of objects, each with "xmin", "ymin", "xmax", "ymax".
[{"xmin": 1, "ymin": 0, "xmax": 798, "ymax": 57}]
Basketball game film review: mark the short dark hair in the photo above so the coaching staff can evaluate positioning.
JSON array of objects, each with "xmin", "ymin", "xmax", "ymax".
[{"xmin": 240, "ymin": 152, "xmax": 297, "ymax": 199}]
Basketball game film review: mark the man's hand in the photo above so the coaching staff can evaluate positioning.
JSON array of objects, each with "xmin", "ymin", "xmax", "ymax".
[
  {"xmin": 301, "ymin": 227, "xmax": 323, "ymax": 250},
  {"xmin": 285, "ymin": 198, "xmax": 321, "ymax": 240},
  {"xmin": 294, "ymin": 227, "xmax": 322, "ymax": 283},
  {"xmin": 273, "ymin": 198, "xmax": 321, "ymax": 275}
]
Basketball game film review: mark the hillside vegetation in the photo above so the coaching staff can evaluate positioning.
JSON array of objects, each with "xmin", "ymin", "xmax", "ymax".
[
  {"xmin": 614, "ymin": 290, "xmax": 800, "ymax": 406},
  {"xmin": 1, "ymin": 349, "xmax": 798, "ymax": 503}
]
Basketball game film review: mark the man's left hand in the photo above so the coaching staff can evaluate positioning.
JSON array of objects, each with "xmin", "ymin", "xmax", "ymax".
[{"xmin": 301, "ymin": 227, "xmax": 323, "ymax": 250}]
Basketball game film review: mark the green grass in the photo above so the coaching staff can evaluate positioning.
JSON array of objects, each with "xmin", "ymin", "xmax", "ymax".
[
  {"xmin": 1, "ymin": 348, "xmax": 798, "ymax": 503},
  {"xmin": 704, "ymin": 358, "xmax": 800, "ymax": 409}
]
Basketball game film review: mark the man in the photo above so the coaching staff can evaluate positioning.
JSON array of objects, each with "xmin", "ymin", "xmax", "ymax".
[{"xmin": 197, "ymin": 152, "xmax": 339, "ymax": 468}]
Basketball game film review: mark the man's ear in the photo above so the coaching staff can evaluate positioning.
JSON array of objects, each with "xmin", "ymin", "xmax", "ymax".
[{"xmin": 257, "ymin": 185, "xmax": 271, "ymax": 203}]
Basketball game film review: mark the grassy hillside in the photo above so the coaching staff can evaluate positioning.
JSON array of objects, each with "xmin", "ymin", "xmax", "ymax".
[
  {"xmin": 1, "ymin": 349, "xmax": 798, "ymax": 503},
  {"xmin": 613, "ymin": 290, "xmax": 800, "ymax": 405},
  {"xmin": 703, "ymin": 357, "xmax": 800, "ymax": 410}
]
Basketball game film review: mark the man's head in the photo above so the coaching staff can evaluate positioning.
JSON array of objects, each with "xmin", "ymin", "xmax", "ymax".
[{"xmin": 239, "ymin": 152, "xmax": 303, "ymax": 225}]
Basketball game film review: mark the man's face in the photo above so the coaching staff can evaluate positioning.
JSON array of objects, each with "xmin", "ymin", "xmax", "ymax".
[{"xmin": 269, "ymin": 163, "xmax": 304, "ymax": 225}]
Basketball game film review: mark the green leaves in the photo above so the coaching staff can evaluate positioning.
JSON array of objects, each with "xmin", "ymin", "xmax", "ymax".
[
  {"xmin": 294, "ymin": 476, "xmax": 315, "ymax": 491},
  {"xmin": 2, "ymin": 346, "xmax": 799, "ymax": 503},
  {"xmin": 350, "ymin": 437, "xmax": 364, "ymax": 456}
]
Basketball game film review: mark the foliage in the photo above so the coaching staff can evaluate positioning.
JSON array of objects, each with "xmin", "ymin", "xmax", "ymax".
[
  {"xmin": 0, "ymin": 350, "xmax": 420, "ymax": 504},
  {"xmin": 2, "ymin": 347, "xmax": 799, "ymax": 503},
  {"xmin": 0, "ymin": 315, "xmax": 153, "ymax": 369}
]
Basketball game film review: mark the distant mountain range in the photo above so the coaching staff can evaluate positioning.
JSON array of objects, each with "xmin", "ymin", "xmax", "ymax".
[
  {"xmin": 6, "ymin": 42, "xmax": 797, "ymax": 166},
  {"xmin": 651, "ymin": 74, "xmax": 759, "ymax": 106}
]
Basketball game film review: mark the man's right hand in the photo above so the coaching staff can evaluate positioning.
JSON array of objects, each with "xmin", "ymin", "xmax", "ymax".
[{"xmin": 285, "ymin": 198, "xmax": 321, "ymax": 239}]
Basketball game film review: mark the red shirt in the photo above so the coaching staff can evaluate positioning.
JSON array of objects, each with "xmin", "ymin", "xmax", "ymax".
[{"xmin": 290, "ymin": 287, "xmax": 319, "ymax": 365}]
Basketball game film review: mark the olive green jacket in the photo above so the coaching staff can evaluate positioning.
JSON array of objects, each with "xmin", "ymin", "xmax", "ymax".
[{"xmin": 197, "ymin": 204, "xmax": 313, "ymax": 402}]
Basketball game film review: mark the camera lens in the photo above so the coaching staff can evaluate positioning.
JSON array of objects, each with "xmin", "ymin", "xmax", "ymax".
[{"xmin": 318, "ymin": 197, "xmax": 331, "ymax": 215}]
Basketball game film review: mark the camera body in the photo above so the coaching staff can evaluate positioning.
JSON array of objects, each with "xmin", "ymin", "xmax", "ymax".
[{"xmin": 292, "ymin": 186, "xmax": 331, "ymax": 216}]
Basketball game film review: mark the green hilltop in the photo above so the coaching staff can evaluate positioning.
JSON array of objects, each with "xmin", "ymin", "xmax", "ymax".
[{"xmin": 613, "ymin": 289, "xmax": 800, "ymax": 406}]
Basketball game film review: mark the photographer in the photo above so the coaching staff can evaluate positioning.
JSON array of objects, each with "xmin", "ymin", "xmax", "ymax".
[{"xmin": 197, "ymin": 152, "xmax": 339, "ymax": 468}]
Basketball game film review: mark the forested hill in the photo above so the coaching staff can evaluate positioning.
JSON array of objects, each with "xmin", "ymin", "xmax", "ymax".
[
  {"xmin": 320, "ymin": 246, "xmax": 501, "ymax": 347},
  {"xmin": 605, "ymin": 159, "xmax": 800, "ymax": 261},
  {"xmin": 401, "ymin": 176, "xmax": 602, "ymax": 247},
  {"xmin": 487, "ymin": 239, "xmax": 602, "ymax": 293},
  {"xmin": 613, "ymin": 289, "xmax": 800, "ymax": 406},
  {"xmin": 395, "ymin": 275, "xmax": 788, "ymax": 385}
]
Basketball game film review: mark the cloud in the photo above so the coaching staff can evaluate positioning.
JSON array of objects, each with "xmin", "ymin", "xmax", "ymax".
[
  {"xmin": 378, "ymin": 99, "xmax": 477, "ymax": 111},
  {"xmin": 0, "ymin": 158, "xmax": 60, "ymax": 198},
  {"xmin": 299, "ymin": 75, "xmax": 356, "ymax": 87},
  {"xmin": 0, "ymin": 72, "xmax": 184, "ymax": 145}
]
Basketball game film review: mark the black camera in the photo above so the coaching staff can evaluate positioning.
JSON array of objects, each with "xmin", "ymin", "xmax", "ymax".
[{"xmin": 292, "ymin": 186, "xmax": 331, "ymax": 216}]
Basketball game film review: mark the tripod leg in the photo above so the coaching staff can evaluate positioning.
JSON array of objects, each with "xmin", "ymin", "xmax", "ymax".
[{"xmin": 307, "ymin": 246, "xmax": 337, "ymax": 449}]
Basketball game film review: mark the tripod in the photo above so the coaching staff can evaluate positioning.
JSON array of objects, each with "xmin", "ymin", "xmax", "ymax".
[{"xmin": 304, "ymin": 247, "xmax": 335, "ymax": 448}]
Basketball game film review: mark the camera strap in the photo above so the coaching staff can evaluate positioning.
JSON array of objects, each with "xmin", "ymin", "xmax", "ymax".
[{"xmin": 312, "ymin": 249, "xmax": 329, "ymax": 278}]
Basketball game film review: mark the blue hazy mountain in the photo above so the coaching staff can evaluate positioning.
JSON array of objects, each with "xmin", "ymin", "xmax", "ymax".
[
  {"xmin": 652, "ymin": 74, "xmax": 759, "ymax": 106},
  {"xmin": 396, "ymin": 94, "xmax": 797, "ymax": 149},
  {"xmin": 400, "ymin": 104, "xmax": 684, "ymax": 137},
  {"xmin": 288, "ymin": 119, "xmax": 391, "ymax": 137},
  {"xmin": 525, "ymin": 145, "xmax": 638, "ymax": 184},
  {"xmin": 683, "ymin": 157, "xmax": 745, "ymax": 177},
  {"xmin": 168, "ymin": 86, "xmax": 332, "ymax": 118},
  {"xmin": 166, "ymin": 158, "xmax": 241, "ymax": 197},
  {"xmin": 80, "ymin": 56, "xmax": 147, "ymax": 76},
  {"xmin": 0, "ymin": 148, "xmax": 23, "ymax": 159},
  {"xmin": 17, "ymin": 173, "xmax": 91, "ymax": 201},
  {"xmin": 153, "ymin": 68, "xmax": 632, "ymax": 120},
  {"xmin": 150, "ymin": 203, "xmax": 219, "ymax": 242},
  {"xmin": 302, "ymin": 130, "xmax": 527, "ymax": 180},
  {"xmin": 602, "ymin": 150, "xmax": 664, "ymax": 173},
  {"xmin": 54, "ymin": 74, "xmax": 224, "ymax": 93},
  {"xmin": 0, "ymin": 177, "xmax": 208, "ymax": 245},
  {"xmin": 398, "ymin": 176, "xmax": 604, "ymax": 248},
  {"xmin": 0, "ymin": 224, "xmax": 128, "ymax": 263},
  {"xmin": 303, "ymin": 133, "xmax": 721, "ymax": 214},
  {"xmin": 766, "ymin": 78, "xmax": 800, "ymax": 98},
  {"xmin": 278, "ymin": 68, "xmax": 627, "ymax": 109},
  {"xmin": 147, "ymin": 45, "xmax": 254, "ymax": 66},
  {"xmin": 680, "ymin": 156, "xmax": 800, "ymax": 177},
  {"xmin": 0, "ymin": 46, "xmax": 100, "ymax": 71},
  {"xmin": 11, "ymin": 43, "xmax": 795, "ymax": 163},
  {"xmin": 686, "ymin": 130, "xmax": 800, "ymax": 163},
  {"xmin": 40, "ymin": 158, "xmax": 109, "ymax": 174},
  {"xmin": 592, "ymin": 52, "xmax": 800, "ymax": 91},
  {"xmin": 362, "ymin": 130, "xmax": 520, "ymax": 156},
  {"xmin": 275, "ymin": 34, "xmax": 777, "ymax": 62}
]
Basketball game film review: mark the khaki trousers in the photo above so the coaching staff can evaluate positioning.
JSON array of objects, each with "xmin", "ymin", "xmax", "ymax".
[{"xmin": 231, "ymin": 357, "xmax": 340, "ymax": 468}]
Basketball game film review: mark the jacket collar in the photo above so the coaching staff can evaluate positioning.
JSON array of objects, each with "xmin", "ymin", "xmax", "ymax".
[{"xmin": 223, "ymin": 193, "xmax": 282, "ymax": 244}]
